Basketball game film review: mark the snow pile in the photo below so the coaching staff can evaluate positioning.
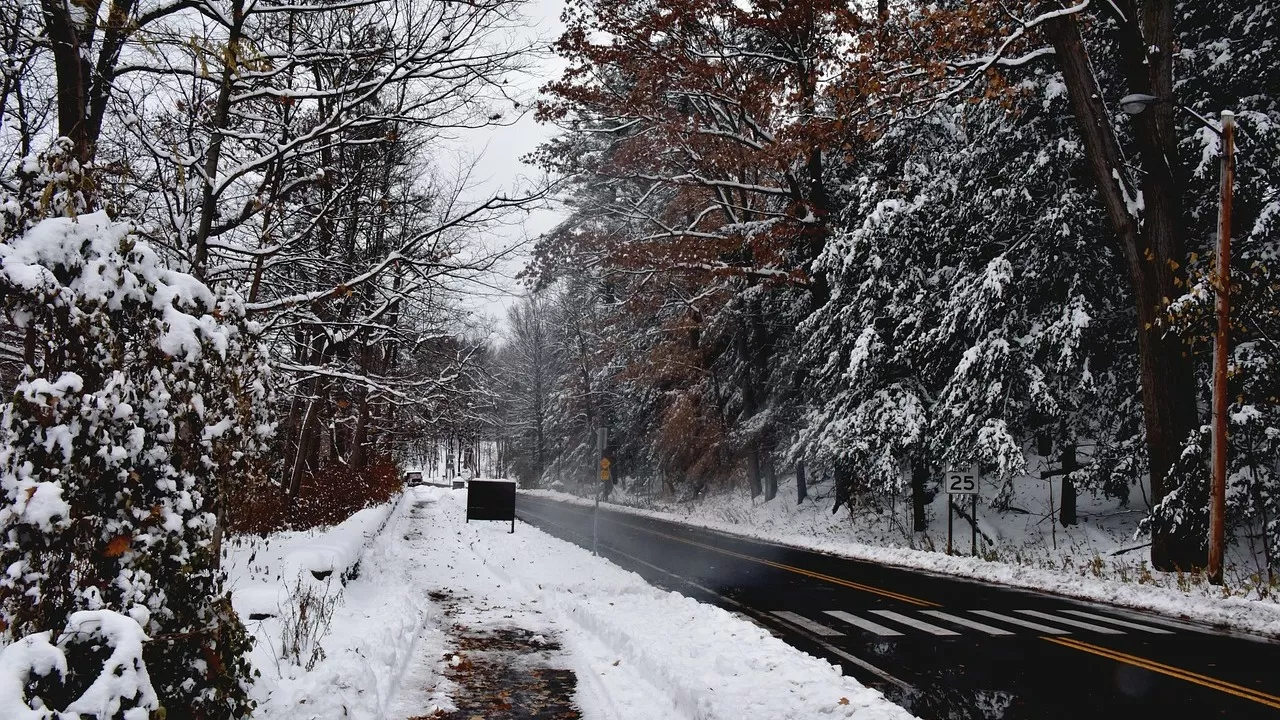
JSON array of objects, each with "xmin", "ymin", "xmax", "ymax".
[
  {"xmin": 226, "ymin": 499, "xmax": 400, "ymax": 619},
  {"xmin": 526, "ymin": 475, "xmax": 1280, "ymax": 639},
  {"xmin": 225, "ymin": 494, "xmax": 431, "ymax": 719},
  {"xmin": 0, "ymin": 610, "xmax": 157, "ymax": 720}
]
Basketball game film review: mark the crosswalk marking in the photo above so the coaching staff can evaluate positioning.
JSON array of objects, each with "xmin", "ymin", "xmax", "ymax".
[
  {"xmin": 1016, "ymin": 609, "xmax": 1124, "ymax": 635},
  {"xmin": 735, "ymin": 612, "xmax": 783, "ymax": 637},
  {"xmin": 765, "ymin": 608, "xmax": 1184, "ymax": 639},
  {"xmin": 870, "ymin": 610, "xmax": 960, "ymax": 636},
  {"xmin": 824, "ymin": 610, "xmax": 904, "ymax": 636},
  {"xmin": 921, "ymin": 610, "xmax": 1014, "ymax": 636},
  {"xmin": 771, "ymin": 611, "xmax": 844, "ymax": 636},
  {"xmin": 971, "ymin": 610, "xmax": 1071, "ymax": 634},
  {"xmin": 1059, "ymin": 609, "xmax": 1175, "ymax": 634}
]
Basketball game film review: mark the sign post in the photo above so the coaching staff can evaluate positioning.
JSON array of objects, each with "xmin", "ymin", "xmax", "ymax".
[
  {"xmin": 593, "ymin": 428, "xmax": 608, "ymax": 555},
  {"xmin": 944, "ymin": 466, "xmax": 979, "ymax": 556},
  {"xmin": 947, "ymin": 496, "xmax": 953, "ymax": 556}
]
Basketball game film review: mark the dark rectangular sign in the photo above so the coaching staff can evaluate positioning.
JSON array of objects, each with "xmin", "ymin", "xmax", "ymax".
[{"xmin": 466, "ymin": 480, "xmax": 516, "ymax": 533}]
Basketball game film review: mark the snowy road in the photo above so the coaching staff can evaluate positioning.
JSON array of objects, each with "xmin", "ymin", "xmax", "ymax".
[{"xmin": 516, "ymin": 493, "xmax": 1280, "ymax": 720}]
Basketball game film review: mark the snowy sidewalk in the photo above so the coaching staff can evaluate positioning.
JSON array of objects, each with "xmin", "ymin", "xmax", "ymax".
[{"xmin": 232, "ymin": 486, "xmax": 916, "ymax": 719}]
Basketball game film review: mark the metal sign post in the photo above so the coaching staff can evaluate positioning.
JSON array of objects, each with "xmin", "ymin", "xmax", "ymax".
[
  {"xmin": 972, "ymin": 493, "xmax": 978, "ymax": 556},
  {"xmin": 944, "ymin": 466, "xmax": 980, "ymax": 556},
  {"xmin": 947, "ymin": 496, "xmax": 953, "ymax": 555},
  {"xmin": 593, "ymin": 428, "xmax": 608, "ymax": 555}
]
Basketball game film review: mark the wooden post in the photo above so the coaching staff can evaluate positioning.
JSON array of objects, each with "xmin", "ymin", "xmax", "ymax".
[{"xmin": 1209, "ymin": 110, "xmax": 1236, "ymax": 586}]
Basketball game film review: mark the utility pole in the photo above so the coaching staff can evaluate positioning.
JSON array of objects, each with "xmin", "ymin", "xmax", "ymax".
[{"xmin": 1209, "ymin": 111, "xmax": 1236, "ymax": 586}]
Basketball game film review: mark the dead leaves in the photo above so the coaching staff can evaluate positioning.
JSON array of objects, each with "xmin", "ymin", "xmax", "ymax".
[{"xmin": 103, "ymin": 534, "xmax": 131, "ymax": 558}]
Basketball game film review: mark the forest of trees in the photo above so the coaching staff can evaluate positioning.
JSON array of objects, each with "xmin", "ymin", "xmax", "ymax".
[
  {"xmin": 491, "ymin": 0, "xmax": 1280, "ymax": 578},
  {"xmin": 1, "ymin": 0, "xmax": 1278, "ymax": 714}
]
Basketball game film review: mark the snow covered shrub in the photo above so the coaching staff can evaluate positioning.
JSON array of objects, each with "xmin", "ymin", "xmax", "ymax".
[
  {"xmin": 0, "ymin": 609, "xmax": 157, "ymax": 720},
  {"xmin": 0, "ymin": 212, "xmax": 273, "ymax": 718},
  {"xmin": 0, "ymin": 139, "xmax": 92, "ymax": 242}
]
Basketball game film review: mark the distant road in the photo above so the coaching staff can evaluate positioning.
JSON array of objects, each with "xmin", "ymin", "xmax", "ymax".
[{"xmin": 516, "ymin": 493, "xmax": 1280, "ymax": 720}]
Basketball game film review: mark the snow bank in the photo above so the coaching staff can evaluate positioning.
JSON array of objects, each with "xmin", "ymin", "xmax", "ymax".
[
  {"xmin": 226, "ymin": 494, "xmax": 433, "ymax": 719},
  {"xmin": 227, "ymin": 500, "xmax": 399, "ymax": 620},
  {"xmin": 231, "ymin": 485, "xmax": 916, "ymax": 719}
]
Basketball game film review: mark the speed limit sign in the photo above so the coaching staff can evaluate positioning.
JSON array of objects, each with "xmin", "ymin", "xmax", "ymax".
[{"xmin": 945, "ymin": 466, "xmax": 979, "ymax": 495}]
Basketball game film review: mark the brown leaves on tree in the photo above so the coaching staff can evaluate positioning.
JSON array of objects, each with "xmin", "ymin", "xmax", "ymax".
[{"xmin": 102, "ymin": 534, "xmax": 131, "ymax": 558}]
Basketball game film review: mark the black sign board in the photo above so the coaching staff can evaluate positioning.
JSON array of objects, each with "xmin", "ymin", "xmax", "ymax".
[{"xmin": 466, "ymin": 480, "xmax": 516, "ymax": 533}]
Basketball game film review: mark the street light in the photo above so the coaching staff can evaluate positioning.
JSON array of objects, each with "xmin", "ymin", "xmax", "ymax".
[{"xmin": 1121, "ymin": 94, "xmax": 1236, "ymax": 585}]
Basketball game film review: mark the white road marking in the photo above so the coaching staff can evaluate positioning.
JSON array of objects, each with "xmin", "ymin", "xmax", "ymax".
[
  {"xmin": 869, "ymin": 610, "xmax": 960, "ymax": 636},
  {"xmin": 921, "ymin": 610, "xmax": 1014, "ymax": 636},
  {"xmin": 1017, "ymin": 610, "xmax": 1125, "ymax": 635},
  {"xmin": 970, "ymin": 610, "xmax": 1071, "ymax": 635},
  {"xmin": 1059, "ymin": 609, "xmax": 1175, "ymax": 634},
  {"xmin": 771, "ymin": 611, "xmax": 845, "ymax": 637},
  {"xmin": 824, "ymin": 610, "xmax": 904, "ymax": 636}
]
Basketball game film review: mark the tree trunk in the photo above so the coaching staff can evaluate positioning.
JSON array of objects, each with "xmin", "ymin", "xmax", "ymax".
[
  {"xmin": 763, "ymin": 454, "xmax": 777, "ymax": 501},
  {"xmin": 796, "ymin": 459, "xmax": 808, "ymax": 504},
  {"xmin": 832, "ymin": 468, "xmax": 848, "ymax": 515},
  {"xmin": 747, "ymin": 447, "xmax": 762, "ymax": 499},
  {"xmin": 911, "ymin": 459, "xmax": 929, "ymax": 532},
  {"xmin": 1045, "ymin": 10, "xmax": 1201, "ymax": 571},
  {"xmin": 287, "ymin": 396, "xmax": 321, "ymax": 497},
  {"xmin": 191, "ymin": 0, "xmax": 245, "ymax": 279},
  {"xmin": 349, "ymin": 391, "xmax": 369, "ymax": 470},
  {"xmin": 1060, "ymin": 441, "xmax": 1078, "ymax": 527}
]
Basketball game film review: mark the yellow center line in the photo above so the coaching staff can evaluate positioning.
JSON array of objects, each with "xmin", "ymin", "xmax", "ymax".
[
  {"xmin": 530, "ymin": 499, "xmax": 937, "ymax": 607},
  {"xmin": 1042, "ymin": 636, "xmax": 1280, "ymax": 710}
]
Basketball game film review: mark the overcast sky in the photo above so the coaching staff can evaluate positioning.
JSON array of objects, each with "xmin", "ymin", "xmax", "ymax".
[{"xmin": 452, "ymin": 0, "xmax": 569, "ymax": 338}]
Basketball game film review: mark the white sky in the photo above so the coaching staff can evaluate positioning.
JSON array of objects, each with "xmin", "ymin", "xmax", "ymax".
[{"xmin": 452, "ymin": 0, "xmax": 570, "ymax": 338}]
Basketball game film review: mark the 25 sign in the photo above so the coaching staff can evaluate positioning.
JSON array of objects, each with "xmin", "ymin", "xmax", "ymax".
[{"xmin": 945, "ymin": 467, "xmax": 980, "ymax": 495}]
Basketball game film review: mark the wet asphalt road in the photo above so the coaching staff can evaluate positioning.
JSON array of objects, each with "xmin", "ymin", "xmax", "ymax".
[{"xmin": 514, "ymin": 493, "xmax": 1280, "ymax": 720}]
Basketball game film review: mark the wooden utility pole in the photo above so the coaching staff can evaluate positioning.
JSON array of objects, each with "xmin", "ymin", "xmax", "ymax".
[{"xmin": 1209, "ymin": 111, "xmax": 1236, "ymax": 586}]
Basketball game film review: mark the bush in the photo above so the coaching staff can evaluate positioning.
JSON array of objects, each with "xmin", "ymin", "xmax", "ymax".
[
  {"xmin": 226, "ymin": 456, "xmax": 401, "ymax": 534},
  {"xmin": 0, "ymin": 210, "xmax": 271, "ymax": 718}
]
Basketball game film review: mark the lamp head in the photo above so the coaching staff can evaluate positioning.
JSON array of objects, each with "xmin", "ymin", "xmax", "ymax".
[{"xmin": 1119, "ymin": 93, "xmax": 1163, "ymax": 115}]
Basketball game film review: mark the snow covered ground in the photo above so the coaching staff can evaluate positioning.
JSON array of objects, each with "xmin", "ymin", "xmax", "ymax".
[
  {"xmin": 527, "ymin": 469, "xmax": 1280, "ymax": 639},
  {"xmin": 226, "ymin": 486, "xmax": 917, "ymax": 719}
]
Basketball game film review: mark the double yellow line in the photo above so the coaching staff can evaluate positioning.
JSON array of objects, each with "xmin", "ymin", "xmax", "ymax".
[
  {"xmin": 1043, "ymin": 636, "xmax": 1280, "ymax": 710},
  {"xmin": 638, "ymin": 522, "xmax": 938, "ymax": 607},
  {"xmin": 535, "ymin": 499, "xmax": 936, "ymax": 606}
]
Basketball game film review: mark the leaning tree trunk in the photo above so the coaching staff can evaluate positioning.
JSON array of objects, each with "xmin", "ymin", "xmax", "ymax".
[{"xmin": 1046, "ymin": 7, "xmax": 1201, "ymax": 571}]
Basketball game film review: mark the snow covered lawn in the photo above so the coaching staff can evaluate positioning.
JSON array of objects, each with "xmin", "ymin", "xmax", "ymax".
[
  {"xmin": 227, "ymin": 486, "xmax": 916, "ymax": 719},
  {"xmin": 524, "ymin": 478, "xmax": 1280, "ymax": 640}
]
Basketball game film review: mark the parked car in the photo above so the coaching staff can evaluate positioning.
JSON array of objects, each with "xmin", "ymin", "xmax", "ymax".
[{"xmin": 404, "ymin": 470, "xmax": 425, "ymax": 486}]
